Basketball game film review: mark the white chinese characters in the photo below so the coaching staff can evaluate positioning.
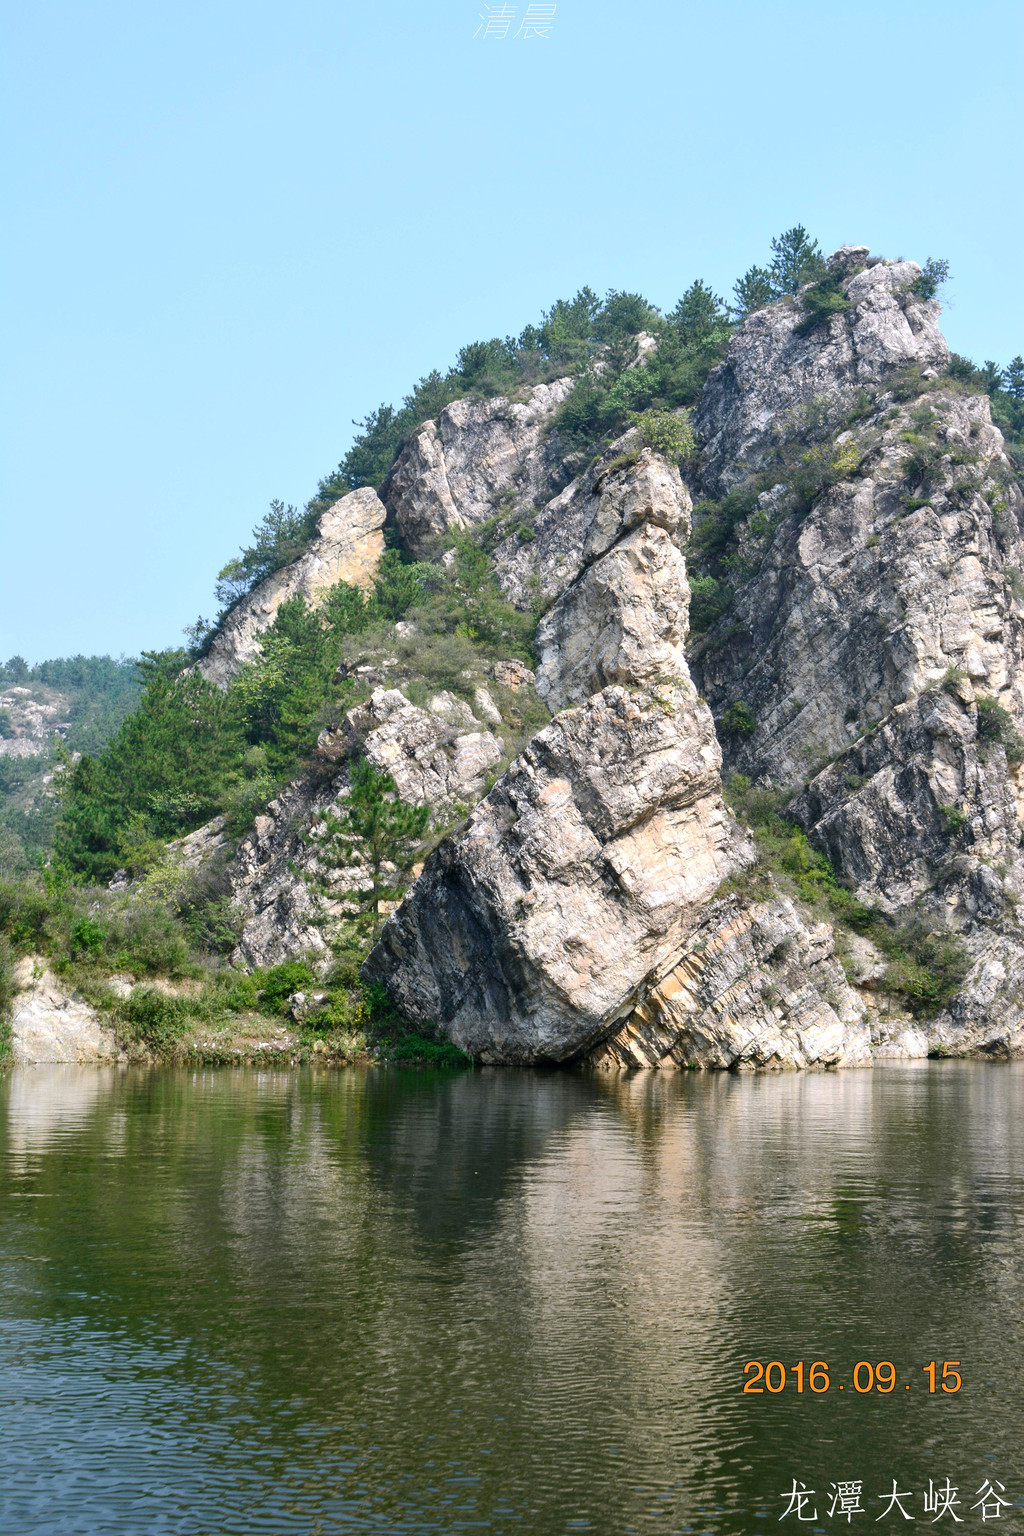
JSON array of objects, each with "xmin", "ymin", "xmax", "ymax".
[
  {"xmin": 779, "ymin": 1478, "xmax": 1013, "ymax": 1522},
  {"xmin": 474, "ymin": 4, "xmax": 556, "ymax": 38}
]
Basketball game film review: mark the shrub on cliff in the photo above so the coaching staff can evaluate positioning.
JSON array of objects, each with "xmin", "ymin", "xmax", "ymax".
[
  {"xmin": 307, "ymin": 761, "xmax": 430, "ymax": 942},
  {"xmin": 976, "ymin": 695, "xmax": 1024, "ymax": 763}
]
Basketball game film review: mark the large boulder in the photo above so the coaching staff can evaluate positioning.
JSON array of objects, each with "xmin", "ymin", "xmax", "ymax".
[
  {"xmin": 199, "ymin": 487, "xmax": 386, "ymax": 686},
  {"xmin": 363, "ymin": 683, "xmax": 751, "ymax": 1062}
]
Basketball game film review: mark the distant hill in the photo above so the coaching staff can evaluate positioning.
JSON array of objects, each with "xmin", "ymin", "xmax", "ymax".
[{"xmin": 0, "ymin": 655, "xmax": 140, "ymax": 874}]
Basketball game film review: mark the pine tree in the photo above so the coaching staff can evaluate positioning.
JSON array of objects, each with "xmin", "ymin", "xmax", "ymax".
[
  {"xmin": 981, "ymin": 361, "xmax": 1006, "ymax": 394},
  {"xmin": 311, "ymin": 760, "xmax": 430, "ymax": 939},
  {"xmin": 1005, "ymin": 356, "xmax": 1024, "ymax": 403},
  {"xmin": 669, "ymin": 280, "xmax": 730, "ymax": 346},
  {"xmin": 768, "ymin": 226, "xmax": 826, "ymax": 295},
  {"xmin": 732, "ymin": 265, "xmax": 776, "ymax": 319}
]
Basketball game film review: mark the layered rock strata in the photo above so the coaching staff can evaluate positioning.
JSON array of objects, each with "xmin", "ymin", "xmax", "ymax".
[
  {"xmin": 365, "ymin": 455, "xmax": 759, "ymax": 1063},
  {"xmin": 590, "ymin": 897, "xmax": 871, "ymax": 1072},
  {"xmin": 217, "ymin": 244, "xmax": 1024, "ymax": 1068}
]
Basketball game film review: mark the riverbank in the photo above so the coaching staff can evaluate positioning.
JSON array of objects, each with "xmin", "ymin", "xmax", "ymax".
[{"xmin": 3, "ymin": 954, "xmax": 470, "ymax": 1070}]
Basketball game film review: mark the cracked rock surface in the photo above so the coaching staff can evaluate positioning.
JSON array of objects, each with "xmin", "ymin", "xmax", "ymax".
[{"xmin": 198, "ymin": 488, "xmax": 386, "ymax": 686}]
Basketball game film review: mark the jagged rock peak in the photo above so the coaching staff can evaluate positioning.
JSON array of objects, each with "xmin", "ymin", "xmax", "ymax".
[
  {"xmin": 696, "ymin": 248, "xmax": 950, "ymax": 493},
  {"xmin": 198, "ymin": 487, "xmax": 386, "ymax": 687}
]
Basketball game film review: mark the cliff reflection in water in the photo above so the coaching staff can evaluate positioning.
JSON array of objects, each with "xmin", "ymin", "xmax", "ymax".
[{"xmin": 2, "ymin": 1063, "xmax": 1023, "ymax": 1535}]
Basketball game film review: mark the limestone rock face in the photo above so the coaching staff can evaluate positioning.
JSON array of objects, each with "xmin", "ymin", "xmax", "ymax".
[
  {"xmin": 492, "ymin": 440, "xmax": 690, "ymax": 610},
  {"xmin": 364, "ymin": 682, "xmax": 752, "ymax": 1063},
  {"xmin": 11, "ymin": 957, "xmax": 120, "ymax": 1064},
  {"xmin": 697, "ymin": 255, "xmax": 949, "ymax": 493},
  {"xmin": 696, "ymin": 390, "xmax": 1024, "ymax": 934},
  {"xmin": 196, "ymin": 243, "xmax": 1024, "ymax": 1069},
  {"xmin": 229, "ymin": 772, "xmax": 346, "ymax": 970},
  {"xmin": 692, "ymin": 262, "xmax": 1024, "ymax": 1059},
  {"xmin": 229, "ymin": 687, "xmax": 504, "ymax": 968},
  {"xmin": 365, "ymin": 427, "xmax": 769, "ymax": 1064},
  {"xmin": 589, "ymin": 897, "xmax": 871, "ymax": 1071},
  {"xmin": 0, "ymin": 686, "xmax": 69, "ymax": 759},
  {"xmin": 350, "ymin": 687, "xmax": 503, "ymax": 812},
  {"xmin": 383, "ymin": 379, "xmax": 574, "ymax": 557},
  {"xmin": 198, "ymin": 488, "xmax": 386, "ymax": 686},
  {"xmin": 535, "ymin": 523, "xmax": 691, "ymax": 711}
]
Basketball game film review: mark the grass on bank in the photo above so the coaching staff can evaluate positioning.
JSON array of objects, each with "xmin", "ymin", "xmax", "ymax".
[{"xmin": 0, "ymin": 874, "xmax": 471, "ymax": 1068}]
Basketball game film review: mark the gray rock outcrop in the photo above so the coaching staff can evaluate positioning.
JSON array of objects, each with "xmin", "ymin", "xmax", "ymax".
[
  {"xmin": 535, "ymin": 521, "xmax": 691, "ymax": 711},
  {"xmin": 349, "ymin": 687, "xmax": 503, "ymax": 812},
  {"xmin": 492, "ymin": 439, "xmax": 689, "ymax": 610},
  {"xmin": 364, "ymin": 448, "xmax": 762, "ymax": 1063},
  {"xmin": 199, "ymin": 487, "xmax": 386, "ymax": 686},
  {"xmin": 383, "ymin": 379, "xmax": 574, "ymax": 557},
  {"xmin": 209, "ymin": 244, "xmax": 1024, "ymax": 1069},
  {"xmin": 693, "ymin": 257, "xmax": 1024, "ymax": 1058},
  {"xmin": 364, "ymin": 682, "xmax": 751, "ymax": 1062},
  {"xmin": 696, "ymin": 253, "xmax": 949, "ymax": 493},
  {"xmin": 590, "ymin": 896, "xmax": 871, "ymax": 1071}
]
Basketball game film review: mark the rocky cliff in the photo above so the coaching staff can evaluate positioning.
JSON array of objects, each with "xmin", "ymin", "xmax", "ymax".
[
  {"xmin": 692, "ymin": 252, "xmax": 1024, "ymax": 1056},
  {"xmin": 198, "ymin": 487, "xmax": 386, "ymax": 686},
  {"xmin": 210, "ymin": 247, "xmax": 1024, "ymax": 1068}
]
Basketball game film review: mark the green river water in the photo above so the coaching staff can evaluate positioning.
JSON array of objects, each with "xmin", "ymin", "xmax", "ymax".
[{"xmin": 1, "ymin": 1062, "xmax": 1023, "ymax": 1534}]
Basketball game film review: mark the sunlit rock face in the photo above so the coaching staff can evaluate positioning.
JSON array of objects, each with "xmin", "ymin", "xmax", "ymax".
[
  {"xmin": 382, "ymin": 379, "xmax": 574, "ymax": 558},
  {"xmin": 696, "ymin": 251, "xmax": 950, "ymax": 494},
  {"xmin": 364, "ymin": 681, "xmax": 751, "ymax": 1063},
  {"xmin": 198, "ymin": 488, "xmax": 387, "ymax": 687},
  {"xmin": 693, "ymin": 277, "xmax": 1024, "ymax": 1055},
  {"xmin": 365, "ymin": 451, "xmax": 757, "ymax": 1064},
  {"xmin": 10, "ymin": 957, "xmax": 120, "ymax": 1064},
  {"xmin": 224, "ymin": 247, "xmax": 1024, "ymax": 1067},
  {"xmin": 590, "ymin": 897, "xmax": 871, "ymax": 1072}
]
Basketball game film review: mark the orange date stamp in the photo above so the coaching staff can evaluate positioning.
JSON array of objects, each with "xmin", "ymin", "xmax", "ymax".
[{"xmin": 743, "ymin": 1359, "xmax": 962, "ymax": 1394}]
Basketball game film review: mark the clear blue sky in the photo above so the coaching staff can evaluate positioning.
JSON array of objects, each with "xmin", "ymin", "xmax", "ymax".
[{"xmin": 2, "ymin": 0, "xmax": 1021, "ymax": 662}]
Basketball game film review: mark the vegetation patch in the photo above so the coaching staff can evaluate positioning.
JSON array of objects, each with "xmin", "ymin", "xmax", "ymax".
[
  {"xmin": 723, "ymin": 774, "xmax": 971, "ymax": 1018},
  {"xmin": 976, "ymin": 696, "xmax": 1024, "ymax": 764},
  {"xmin": 795, "ymin": 271, "xmax": 852, "ymax": 336}
]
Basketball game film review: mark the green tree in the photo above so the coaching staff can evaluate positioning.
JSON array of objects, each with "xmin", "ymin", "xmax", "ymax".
[
  {"xmin": 980, "ymin": 361, "xmax": 1006, "ymax": 394},
  {"xmin": 768, "ymin": 225, "xmax": 826, "ymax": 294},
  {"xmin": 311, "ymin": 761, "xmax": 430, "ymax": 939},
  {"xmin": 668, "ymin": 280, "xmax": 730, "ymax": 345},
  {"xmin": 538, "ymin": 287, "xmax": 602, "ymax": 367},
  {"xmin": 911, "ymin": 257, "xmax": 950, "ymax": 300},
  {"xmin": 732, "ymin": 265, "xmax": 776, "ymax": 319},
  {"xmin": 54, "ymin": 653, "xmax": 246, "ymax": 882},
  {"xmin": 1006, "ymin": 356, "xmax": 1024, "ymax": 403}
]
